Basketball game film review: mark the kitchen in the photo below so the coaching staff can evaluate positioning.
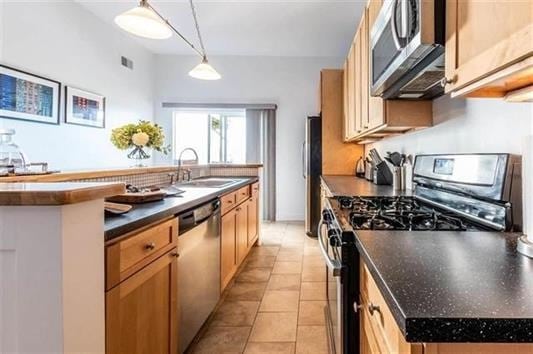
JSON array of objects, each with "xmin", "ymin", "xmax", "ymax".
[{"xmin": 0, "ymin": 1, "xmax": 532, "ymax": 354}]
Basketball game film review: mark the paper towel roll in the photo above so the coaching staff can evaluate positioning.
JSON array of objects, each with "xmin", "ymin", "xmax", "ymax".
[{"xmin": 524, "ymin": 135, "xmax": 533, "ymax": 241}]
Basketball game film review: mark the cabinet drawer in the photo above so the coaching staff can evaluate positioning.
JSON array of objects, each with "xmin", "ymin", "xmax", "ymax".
[
  {"xmin": 236, "ymin": 185, "xmax": 251, "ymax": 204},
  {"xmin": 251, "ymin": 182, "xmax": 259, "ymax": 197},
  {"xmin": 106, "ymin": 218, "xmax": 178, "ymax": 290},
  {"xmin": 360, "ymin": 261, "xmax": 423, "ymax": 354},
  {"xmin": 221, "ymin": 192, "xmax": 237, "ymax": 215}
]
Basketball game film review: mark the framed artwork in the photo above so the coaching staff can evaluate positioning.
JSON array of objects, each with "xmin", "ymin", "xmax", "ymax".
[
  {"xmin": 65, "ymin": 86, "xmax": 105, "ymax": 128},
  {"xmin": 0, "ymin": 64, "xmax": 61, "ymax": 125}
]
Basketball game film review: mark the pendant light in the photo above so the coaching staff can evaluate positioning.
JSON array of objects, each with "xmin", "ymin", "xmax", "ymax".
[
  {"xmin": 114, "ymin": 0, "xmax": 221, "ymax": 80},
  {"xmin": 114, "ymin": 0, "xmax": 172, "ymax": 39}
]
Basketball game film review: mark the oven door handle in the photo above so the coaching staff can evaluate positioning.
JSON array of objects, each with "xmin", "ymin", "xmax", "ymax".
[{"xmin": 318, "ymin": 218, "xmax": 342, "ymax": 277}]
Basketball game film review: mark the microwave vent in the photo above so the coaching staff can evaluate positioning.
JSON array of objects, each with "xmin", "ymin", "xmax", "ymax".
[{"xmin": 403, "ymin": 70, "xmax": 443, "ymax": 92}]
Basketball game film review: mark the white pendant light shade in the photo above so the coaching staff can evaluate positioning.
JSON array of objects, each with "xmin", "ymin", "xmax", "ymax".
[
  {"xmin": 189, "ymin": 59, "xmax": 221, "ymax": 80},
  {"xmin": 114, "ymin": 4, "xmax": 172, "ymax": 39}
]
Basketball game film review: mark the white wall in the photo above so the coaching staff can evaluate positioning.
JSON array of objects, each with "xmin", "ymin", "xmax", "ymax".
[
  {"xmin": 154, "ymin": 55, "xmax": 343, "ymax": 220},
  {"xmin": 367, "ymin": 95, "xmax": 533, "ymax": 155},
  {"xmin": 0, "ymin": 2, "xmax": 155, "ymax": 170}
]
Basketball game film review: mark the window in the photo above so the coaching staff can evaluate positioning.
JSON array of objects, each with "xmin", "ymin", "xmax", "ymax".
[{"xmin": 173, "ymin": 110, "xmax": 246, "ymax": 164}]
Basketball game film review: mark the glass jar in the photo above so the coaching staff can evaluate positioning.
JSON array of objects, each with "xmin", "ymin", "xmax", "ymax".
[{"xmin": 0, "ymin": 129, "xmax": 27, "ymax": 173}]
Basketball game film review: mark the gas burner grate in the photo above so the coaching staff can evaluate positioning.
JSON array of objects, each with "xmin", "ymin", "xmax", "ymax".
[{"xmin": 339, "ymin": 196, "xmax": 477, "ymax": 231}]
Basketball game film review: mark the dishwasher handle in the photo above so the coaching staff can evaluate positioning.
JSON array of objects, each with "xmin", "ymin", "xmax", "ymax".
[{"xmin": 179, "ymin": 199, "xmax": 221, "ymax": 234}]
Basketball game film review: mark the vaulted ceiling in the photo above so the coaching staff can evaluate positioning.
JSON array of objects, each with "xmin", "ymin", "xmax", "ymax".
[{"xmin": 76, "ymin": 0, "xmax": 365, "ymax": 57}]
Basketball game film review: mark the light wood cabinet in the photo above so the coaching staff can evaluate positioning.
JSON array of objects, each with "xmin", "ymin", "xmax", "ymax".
[
  {"xmin": 247, "ymin": 194, "xmax": 259, "ymax": 248},
  {"xmin": 345, "ymin": 43, "xmax": 357, "ymax": 140},
  {"xmin": 444, "ymin": 0, "xmax": 533, "ymax": 100},
  {"xmin": 220, "ymin": 182, "xmax": 260, "ymax": 292},
  {"xmin": 106, "ymin": 249, "xmax": 178, "ymax": 354},
  {"xmin": 221, "ymin": 208, "xmax": 237, "ymax": 292},
  {"xmin": 343, "ymin": 4, "xmax": 432, "ymax": 144},
  {"xmin": 324, "ymin": 69, "xmax": 363, "ymax": 174},
  {"xmin": 236, "ymin": 203, "xmax": 249, "ymax": 265},
  {"xmin": 105, "ymin": 218, "xmax": 179, "ymax": 354},
  {"xmin": 360, "ymin": 260, "xmax": 533, "ymax": 354}
]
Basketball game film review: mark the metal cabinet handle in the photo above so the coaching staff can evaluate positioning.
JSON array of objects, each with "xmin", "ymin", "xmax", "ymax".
[
  {"xmin": 368, "ymin": 303, "xmax": 381, "ymax": 316},
  {"xmin": 353, "ymin": 301, "xmax": 364, "ymax": 313},
  {"xmin": 301, "ymin": 141, "xmax": 306, "ymax": 179},
  {"xmin": 440, "ymin": 77, "xmax": 455, "ymax": 88},
  {"xmin": 170, "ymin": 251, "xmax": 179, "ymax": 258},
  {"xmin": 145, "ymin": 242, "xmax": 156, "ymax": 251}
]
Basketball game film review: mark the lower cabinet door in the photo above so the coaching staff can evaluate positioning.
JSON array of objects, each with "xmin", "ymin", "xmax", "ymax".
[
  {"xmin": 106, "ymin": 250, "xmax": 178, "ymax": 354},
  {"xmin": 247, "ymin": 195, "xmax": 259, "ymax": 248},
  {"xmin": 236, "ymin": 204, "xmax": 249, "ymax": 264},
  {"xmin": 221, "ymin": 209, "xmax": 237, "ymax": 292}
]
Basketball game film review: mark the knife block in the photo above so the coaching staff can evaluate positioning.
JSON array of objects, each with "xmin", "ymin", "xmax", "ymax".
[{"xmin": 373, "ymin": 161, "xmax": 393, "ymax": 185}]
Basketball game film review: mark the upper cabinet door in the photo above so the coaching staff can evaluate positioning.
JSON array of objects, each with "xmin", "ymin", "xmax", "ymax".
[
  {"xmin": 347, "ymin": 43, "xmax": 357, "ymax": 140},
  {"xmin": 354, "ymin": 30, "xmax": 362, "ymax": 135},
  {"xmin": 360, "ymin": 9, "xmax": 370, "ymax": 131},
  {"xmin": 444, "ymin": 0, "xmax": 533, "ymax": 98}
]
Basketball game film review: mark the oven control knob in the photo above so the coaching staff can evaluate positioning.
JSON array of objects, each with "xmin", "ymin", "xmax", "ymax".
[
  {"xmin": 322, "ymin": 209, "xmax": 333, "ymax": 223},
  {"xmin": 329, "ymin": 236, "xmax": 341, "ymax": 247}
]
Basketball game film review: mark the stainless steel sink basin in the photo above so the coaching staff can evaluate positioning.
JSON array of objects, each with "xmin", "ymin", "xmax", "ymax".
[{"xmin": 178, "ymin": 178, "xmax": 239, "ymax": 188}]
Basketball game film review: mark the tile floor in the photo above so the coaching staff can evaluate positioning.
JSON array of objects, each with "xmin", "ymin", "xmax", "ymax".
[{"xmin": 190, "ymin": 222, "xmax": 329, "ymax": 354}]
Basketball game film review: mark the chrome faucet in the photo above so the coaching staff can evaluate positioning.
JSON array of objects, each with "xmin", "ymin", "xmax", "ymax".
[{"xmin": 176, "ymin": 147, "xmax": 199, "ymax": 183}]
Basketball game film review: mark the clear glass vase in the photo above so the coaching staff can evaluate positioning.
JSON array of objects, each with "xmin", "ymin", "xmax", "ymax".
[
  {"xmin": 127, "ymin": 145, "xmax": 151, "ymax": 167},
  {"xmin": 0, "ymin": 129, "xmax": 27, "ymax": 174}
]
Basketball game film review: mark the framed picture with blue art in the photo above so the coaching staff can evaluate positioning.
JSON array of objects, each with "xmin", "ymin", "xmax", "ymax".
[
  {"xmin": 0, "ymin": 64, "xmax": 61, "ymax": 125},
  {"xmin": 65, "ymin": 86, "xmax": 105, "ymax": 128}
]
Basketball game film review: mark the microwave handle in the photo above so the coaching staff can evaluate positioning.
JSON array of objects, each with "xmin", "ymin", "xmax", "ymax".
[
  {"xmin": 390, "ymin": 0, "xmax": 402, "ymax": 50},
  {"xmin": 399, "ymin": 0, "xmax": 409, "ymax": 38}
]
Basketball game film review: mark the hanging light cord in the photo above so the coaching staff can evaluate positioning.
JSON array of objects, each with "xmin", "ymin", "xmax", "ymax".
[
  {"xmin": 189, "ymin": 0, "xmax": 207, "ymax": 60},
  {"xmin": 142, "ymin": 0, "xmax": 205, "ymax": 59}
]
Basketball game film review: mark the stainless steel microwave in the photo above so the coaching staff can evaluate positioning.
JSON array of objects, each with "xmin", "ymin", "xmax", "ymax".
[{"xmin": 370, "ymin": 0, "xmax": 445, "ymax": 99}]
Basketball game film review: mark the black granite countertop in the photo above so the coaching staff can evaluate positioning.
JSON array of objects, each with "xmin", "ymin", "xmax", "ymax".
[
  {"xmin": 355, "ymin": 230, "xmax": 533, "ymax": 342},
  {"xmin": 321, "ymin": 175, "xmax": 412, "ymax": 197},
  {"xmin": 104, "ymin": 177, "xmax": 258, "ymax": 241}
]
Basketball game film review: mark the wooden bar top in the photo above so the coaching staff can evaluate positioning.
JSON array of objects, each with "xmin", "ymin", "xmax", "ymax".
[
  {"xmin": 0, "ymin": 164, "xmax": 263, "ymax": 183},
  {"xmin": 0, "ymin": 182, "xmax": 126, "ymax": 206}
]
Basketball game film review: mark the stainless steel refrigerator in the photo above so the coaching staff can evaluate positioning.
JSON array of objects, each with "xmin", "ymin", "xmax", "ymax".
[{"xmin": 304, "ymin": 115, "xmax": 322, "ymax": 237}]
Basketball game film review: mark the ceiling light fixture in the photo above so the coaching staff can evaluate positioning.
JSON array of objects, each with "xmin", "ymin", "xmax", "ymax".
[{"xmin": 114, "ymin": 0, "xmax": 221, "ymax": 80}]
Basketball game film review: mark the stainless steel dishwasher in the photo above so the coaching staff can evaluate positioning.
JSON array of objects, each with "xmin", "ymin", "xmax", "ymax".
[{"xmin": 178, "ymin": 199, "xmax": 221, "ymax": 353}]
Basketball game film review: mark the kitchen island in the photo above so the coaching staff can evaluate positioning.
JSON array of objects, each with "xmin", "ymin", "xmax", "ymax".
[{"xmin": 0, "ymin": 165, "xmax": 262, "ymax": 354}]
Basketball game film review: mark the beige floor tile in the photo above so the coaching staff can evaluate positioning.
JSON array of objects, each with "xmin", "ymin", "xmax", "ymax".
[
  {"xmin": 302, "ymin": 258, "xmax": 324, "ymax": 268},
  {"xmin": 227, "ymin": 282, "xmax": 268, "ymax": 301},
  {"xmin": 298, "ymin": 301, "xmax": 327, "ymax": 326},
  {"xmin": 259, "ymin": 290, "xmax": 300, "ymax": 312},
  {"xmin": 267, "ymin": 274, "xmax": 301, "ymax": 291},
  {"xmin": 193, "ymin": 326, "xmax": 251, "ymax": 354},
  {"xmin": 237, "ymin": 268, "xmax": 272, "ymax": 282},
  {"xmin": 249, "ymin": 312, "xmax": 298, "ymax": 342},
  {"xmin": 295, "ymin": 326, "xmax": 328, "ymax": 354},
  {"xmin": 272, "ymin": 262, "xmax": 302, "ymax": 274},
  {"xmin": 301, "ymin": 267, "xmax": 326, "ymax": 282},
  {"xmin": 277, "ymin": 250, "xmax": 304, "ymax": 262},
  {"xmin": 300, "ymin": 282, "xmax": 327, "ymax": 301},
  {"xmin": 211, "ymin": 301, "xmax": 260, "ymax": 326},
  {"xmin": 244, "ymin": 342, "xmax": 296, "ymax": 354},
  {"xmin": 303, "ymin": 247, "xmax": 321, "ymax": 256},
  {"xmin": 246, "ymin": 255, "xmax": 277, "ymax": 268},
  {"xmin": 251, "ymin": 246, "xmax": 280, "ymax": 257}
]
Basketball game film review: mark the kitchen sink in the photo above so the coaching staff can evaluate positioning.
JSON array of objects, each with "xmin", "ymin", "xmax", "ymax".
[{"xmin": 178, "ymin": 178, "xmax": 239, "ymax": 188}]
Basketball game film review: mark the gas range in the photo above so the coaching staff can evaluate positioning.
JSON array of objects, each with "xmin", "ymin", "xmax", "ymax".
[
  {"xmin": 332, "ymin": 195, "xmax": 486, "ymax": 231},
  {"xmin": 319, "ymin": 154, "xmax": 523, "ymax": 354}
]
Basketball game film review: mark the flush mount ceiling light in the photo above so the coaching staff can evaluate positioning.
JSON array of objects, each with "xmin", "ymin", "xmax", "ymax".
[{"xmin": 114, "ymin": 0, "xmax": 221, "ymax": 80}]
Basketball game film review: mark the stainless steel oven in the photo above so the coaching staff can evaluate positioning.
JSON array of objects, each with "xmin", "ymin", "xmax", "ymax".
[
  {"xmin": 318, "ymin": 211, "xmax": 343, "ymax": 354},
  {"xmin": 370, "ymin": 0, "xmax": 445, "ymax": 99}
]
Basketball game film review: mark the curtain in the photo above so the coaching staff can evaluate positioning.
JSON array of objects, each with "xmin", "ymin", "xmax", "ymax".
[{"xmin": 246, "ymin": 108, "xmax": 276, "ymax": 221}]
